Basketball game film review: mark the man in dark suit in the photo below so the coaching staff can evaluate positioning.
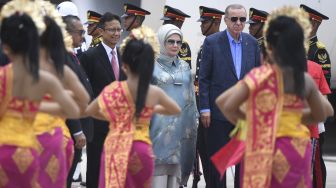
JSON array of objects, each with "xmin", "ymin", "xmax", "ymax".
[
  {"xmin": 80, "ymin": 12, "xmax": 125, "ymax": 188},
  {"xmin": 193, "ymin": 6, "xmax": 225, "ymax": 188},
  {"xmin": 199, "ymin": 4, "xmax": 260, "ymax": 188},
  {"xmin": 63, "ymin": 15, "xmax": 94, "ymax": 188}
]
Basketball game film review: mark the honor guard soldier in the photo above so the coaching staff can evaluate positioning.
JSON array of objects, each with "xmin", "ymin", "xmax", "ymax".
[
  {"xmin": 301, "ymin": 5, "xmax": 331, "ymax": 188},
  {"xmin": 121, "ymin": 3, "xmax": 150, "ymax": 32},
  {"xmin": 85, "ymin": 10, "xmax": 102, "ymax": 48},
  {"xmin": 161, "ymin": 5, "xmax": 192, "ymax": 68},
  {"xmin": 247, "ymin": 8, "xmax": 268, "ymax": 51},
  {"xmin": 301, "ymin": 4, "xmax": 331, "ymax": 85},
  {"xmin": 193, "ymin": 6, "xmax": 225, "ymax": 187}
]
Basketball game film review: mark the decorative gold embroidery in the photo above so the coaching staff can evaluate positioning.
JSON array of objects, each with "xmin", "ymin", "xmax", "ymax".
[
  {"xmin": 12, "ymin": 148, "xmax": 34, "ymax": 174},
  {"xmin": 272, "ymin": 149, "xmax": 290, "ymax": 183},
  {"xmin": 0, "ymin": 164, "xmax": 9, "ymax": 187},
  {"xmin": 296, "ymin": 176, "xmax": 307, "ymax": 188},
  {"xmin": 291, "ymin": 138, "xmax": 308, "ymax": 158},
  {"xmin": 45, "ymin": 155, "xmax": 59, "ymax": 183},
  {"xmin": 255, "ymin": 89, "xmax": 277, "ymax": 113},
  {"xmin": 243, "ymin": 65, "xmax": 283, "ymax": 188},
  {"xmin": 128, "ymin": 152, "xmax": 143, "ymax": 175},
  {"xmin": 31, "ymin": 169, "xmax": 40, "ymax": 188}
]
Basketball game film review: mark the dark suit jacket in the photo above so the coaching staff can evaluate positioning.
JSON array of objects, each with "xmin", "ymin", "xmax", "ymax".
[
  {"xmin": 65, "ymin": 53, "xmax": 94, "ymax": 142},
  {"xmin": 199, "ymin": 30, "xmax": 260, "ymax": 121},
  {"xmin": 79, "ymin": 43, "xmax": 125, "ymax": 134}
]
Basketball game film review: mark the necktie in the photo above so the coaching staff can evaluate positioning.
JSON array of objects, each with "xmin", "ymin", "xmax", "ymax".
[{"xmin": 111, "ymin": 50, "xmax": 119, "ymax": 80}]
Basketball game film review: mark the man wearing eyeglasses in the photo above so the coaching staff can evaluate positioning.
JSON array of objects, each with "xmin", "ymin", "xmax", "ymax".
[
  {"xmin": 63, "ymin": 15, "xmax": 86, "ymax": 57},
  {"xmin": 199, "ymin": 4, "xmax": 260, "ymax": 188},
  {"xmin": 80, "ymin": 12, "xmax": 126, "ymax": 188}
]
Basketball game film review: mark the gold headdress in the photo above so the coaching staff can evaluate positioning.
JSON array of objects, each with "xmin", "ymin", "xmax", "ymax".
[
  {"xmin": 1, "ymin": 0, "xmax": 74, "ymax": 52},
  {"xmin": 0, "ymin": 0, "xmax": 45, "ymax": 35},
  {"xmin": 120, "ymin": 25, "xmax": 160, "ymax": 58},
  {"xmin": 263, "ymin": 6, "xmax": 311, "ymax": 53}
]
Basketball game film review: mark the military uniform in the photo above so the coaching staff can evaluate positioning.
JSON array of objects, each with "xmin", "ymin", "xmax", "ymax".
[
  {"xmin": 301, "ymin": 4, "xmax": 331, "ymax": 85},
  {"xmin": 308, "ymin": 36, "xmax": 331, "ymax": 85},
  {"xmin": 161, "ymin": 5, "xmax": 192, "ymax": 68},
  {"xmin": 247, "ymin": 8, "xmax": 268, "ymax": 52},
  {"xmin": 121, "ymin": 3, "xmax": 150, "ymax": 31},
  {"xmin": 193, "ymin": 6, "xmax": 225, "ymax": 188},
  {"xmin": 301, "ymin": 4, "xmax": 330, "ymax": 188},
  {"xmin": 85, "ymin": 10, "xmax": 102, "ymax": 48}
]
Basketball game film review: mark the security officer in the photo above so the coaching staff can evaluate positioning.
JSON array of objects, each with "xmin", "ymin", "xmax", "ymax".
[
  {"xmin": 85, "ymin": 10, "xmax": 102, "ymax": 48},
  {"xmin": 161, "ymin": 5, "xmax": 192, "ymax": 68},
  {"xmin": 246, "ymin": 8, "xmax": 268, "ymax": 51},
  {"xmin": 121, "ymin": 3, "xmax": 150, "ymax": 31},
  {"xmin": 301, "ymin": 4, "xmax": 331, "ymax": 85},
  {"xmin": 194, "ymin": 7, "xmax": 225, "ymax": 188},
  {"xmin": 301, "ymin": 5, "xmax": 331, "ymax": 188}
]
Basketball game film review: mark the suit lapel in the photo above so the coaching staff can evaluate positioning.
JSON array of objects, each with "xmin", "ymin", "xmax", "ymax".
[
  {"xmin": 222, "ymin": 30, "xmax": 238, "ymax": 79},
  {"xmin": 96, "ymin": 44, "xmax": 115, "ymax": 80},
  {"xmin": 116, "ymin": 47, "xmax": 123, "ymax": 80}
]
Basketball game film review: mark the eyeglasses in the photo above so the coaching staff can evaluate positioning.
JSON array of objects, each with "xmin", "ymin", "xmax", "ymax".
[
  {"xmin": 166, "ymin": 39, "xmax": 182, "ymax": 46},
  {"xmin": 70, "ymin": 29, "xmax": 86, "ymax": 36},
  {"xmin": 104, "ymin": 28, "xmax": 123, "ymax": 33},
  {"xmin": 228, "ymin": 17, "xmax": 247, "ymax": 23}
]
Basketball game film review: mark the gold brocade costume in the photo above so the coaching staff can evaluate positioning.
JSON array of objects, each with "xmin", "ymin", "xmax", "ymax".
[{"xmin": 33, "ymin": 112, "xmax": 70, "ymax": 138}]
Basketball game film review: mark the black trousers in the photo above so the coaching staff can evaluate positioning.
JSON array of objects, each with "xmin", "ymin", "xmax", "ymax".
[
  {"xmin": 86, "ymin": 130, "xmax": 108, "ymax": 188},
  {"xmin": 196, "ymin": 119, "xmax": 209, "ymax": 185},
  {"xmin": 206, "ymin": 119, "xmax": 240, "ymax": 188},
  {"xmin": 67, "ymin": 147, "xmax": 82, "ymax": 188}
]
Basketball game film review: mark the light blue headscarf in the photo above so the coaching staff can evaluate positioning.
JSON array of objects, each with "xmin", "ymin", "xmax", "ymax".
[{"xmin": 157, "ymin": 24, "xmax": 183, "ymax": 62}]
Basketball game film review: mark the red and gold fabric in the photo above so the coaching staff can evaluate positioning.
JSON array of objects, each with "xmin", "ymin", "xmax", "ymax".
[
  {"xmin": 98, "ymin": 81, "xmax": 154, "ymax": 188},
  {"xmin": 0, "ymin": 64, "xmax": 41, "ymax": 187},
  {"xmin": 212, "ymin": 64, "xmax": 312, "ymax": 188}
]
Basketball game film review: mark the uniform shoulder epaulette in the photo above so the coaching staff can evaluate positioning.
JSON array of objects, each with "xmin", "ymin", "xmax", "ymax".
[{"xmin": 316, "ymin": 41, "xmax": 326, "ymax": 49}]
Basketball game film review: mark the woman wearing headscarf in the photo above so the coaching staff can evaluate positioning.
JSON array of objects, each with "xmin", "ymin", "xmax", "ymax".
[{"xmin": 150, "ymin": 24, "xmax": 198, "ymax": 188}]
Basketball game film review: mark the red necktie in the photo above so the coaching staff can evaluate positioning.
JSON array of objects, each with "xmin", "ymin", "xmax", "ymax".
[{"xmin": 111, "ymin": 50, "xmax": 119, "ymax": 80}]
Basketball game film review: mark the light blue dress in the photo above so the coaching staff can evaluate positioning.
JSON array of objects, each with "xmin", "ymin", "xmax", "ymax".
[{"xmin": 150, "ymin": 55, "xmax": 198, "ymax": 185}]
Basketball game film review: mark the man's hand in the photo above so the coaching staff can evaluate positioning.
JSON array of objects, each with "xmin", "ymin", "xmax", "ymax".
[
  {"xmin": 74, "ymin": 132, "xmax": 86, "ymax": 149},
  {"xmin": 201, "ymin": 112, "xmax": 211, "ymax": 128}
]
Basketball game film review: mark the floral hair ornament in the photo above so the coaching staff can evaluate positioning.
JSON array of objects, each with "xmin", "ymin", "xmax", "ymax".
[
  {"xmin": 120, "ymin": 25, "xmax": 160, "ymax": 58},
  {"xmin": 263, "ymin": 6, "xmax": 311, "ymax": 53}
]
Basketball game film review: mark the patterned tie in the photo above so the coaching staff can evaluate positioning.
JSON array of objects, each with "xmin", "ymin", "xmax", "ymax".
[{"xmin": 111, "ymin": 50, "xmax": 119, "ymax": 80}]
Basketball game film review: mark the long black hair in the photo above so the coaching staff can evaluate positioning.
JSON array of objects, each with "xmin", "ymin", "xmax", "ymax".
[
  {"xmin": 0, "ymin": 13, "xmax": 39, "ymax": 82},
  {"xmin": 121, "ymin": 39, "xmax": 155, "ymax": 119},
  {"xmin": 266, "ymin": 16, "xmax": 307, "ymax": 98},
  {"xmin": 40, "ymin": 16, "xmax": 68, "ymax": 77}
]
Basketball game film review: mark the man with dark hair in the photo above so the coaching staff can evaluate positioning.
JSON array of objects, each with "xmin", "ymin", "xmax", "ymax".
[
  {"xmin": 121, "ymin": 3, "xmax": 150, "ymax": 31},
  {"xmin": 63, "ymin": 15, "xmax": 86, "ymax": 57},
  {"xmin": 301, "ymin": 5, "xmax": 331, "ymax": 188},
  {"xmin": 247, "ymin": 8, "xmax": 268, "ymax": 48},
  {"xmin": 80, "ymin": 12, "xmax": 125, "ymax": 188},
  {"xmin": 63, "ymin": 14, "xmax": 94, "ymax": 188},
  {"xmin": 193, "ymin": 6, "xmax": 225, "ymax": 187},
  {"xmin": 199, "ymin": 4, "xmax": 260, "ymax": 188},
  {"xmin": 161, "ymin": 5, "xmax": 192, "ymax": 68},
  {"xmin": 85, "ymin": 10, "xmax": 103, "ymax": 48}
]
